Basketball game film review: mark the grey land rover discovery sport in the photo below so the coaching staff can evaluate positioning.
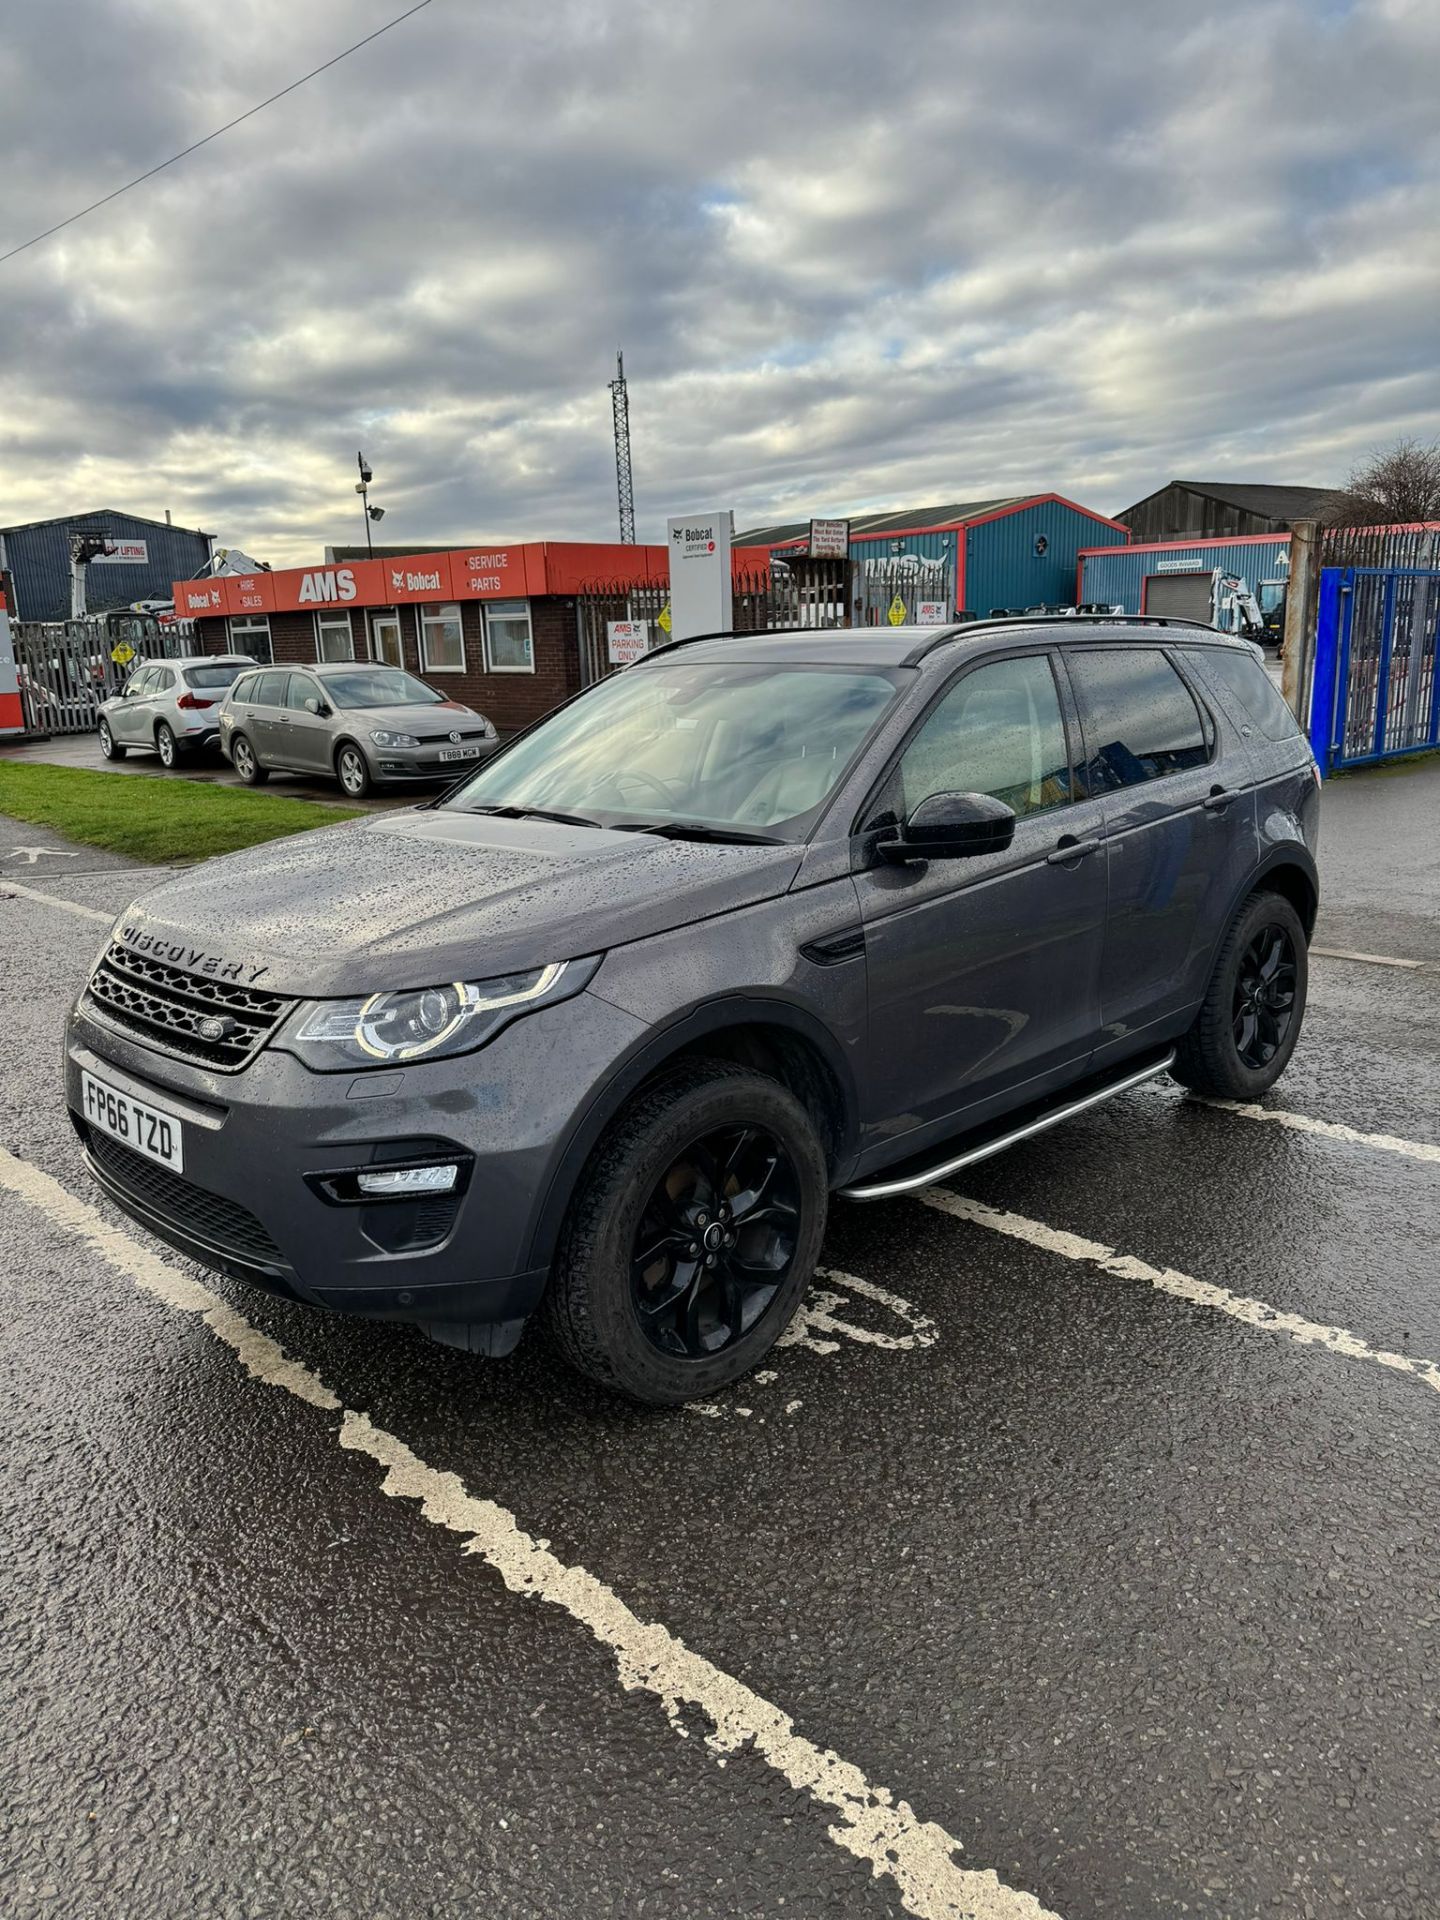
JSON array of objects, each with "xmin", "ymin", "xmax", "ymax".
[{"xmin": 65, "ymin": 618, "xmax": 1319, "ymax": 1404}]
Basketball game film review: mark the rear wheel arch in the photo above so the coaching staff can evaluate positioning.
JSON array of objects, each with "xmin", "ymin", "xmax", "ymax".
[
  {"xmin": 522, "ymin": 1000, "xmax": 859, "ymax": 1276},
  {"xmin": 1257, "ymin": 858, "xmax": 1318, "ymax": 940}
]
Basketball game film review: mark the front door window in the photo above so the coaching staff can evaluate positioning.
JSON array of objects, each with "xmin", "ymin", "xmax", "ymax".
[{"xmin": 371, "ymin": 611, "xmax": 403, "ymax": 669}]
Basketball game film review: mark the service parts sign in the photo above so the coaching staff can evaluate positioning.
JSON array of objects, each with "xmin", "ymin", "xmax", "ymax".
[
  {"xmin": 606, "ymin": 620, "xmax": 650, "ymax": 666},
  {"xmin": 666, "ymin": 510, "xmax": 733, "ymax": 642},
  {"xmin": 915, "ymin": 600, "xmax": 949, "ymax": 625}
]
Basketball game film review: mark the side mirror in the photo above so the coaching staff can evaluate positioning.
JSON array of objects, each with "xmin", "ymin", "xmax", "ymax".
[
  {"xmin": 305, "ymin": 697, "xmax": 327, "ymax": 715},
  {"xmin": 880, "ymin": 790, "xmax": 1016, "ymax": 863}
]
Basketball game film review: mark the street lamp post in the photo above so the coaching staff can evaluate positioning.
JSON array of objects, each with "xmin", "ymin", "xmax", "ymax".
[{"xmin": 356, "ymin": 451, "xmax": 379, "ymax": 558}]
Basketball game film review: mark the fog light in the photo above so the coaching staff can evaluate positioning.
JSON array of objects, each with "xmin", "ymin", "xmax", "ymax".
[{"xmin": 357, "ymin": 1164, "xmax": 459, "ymax": 1196}]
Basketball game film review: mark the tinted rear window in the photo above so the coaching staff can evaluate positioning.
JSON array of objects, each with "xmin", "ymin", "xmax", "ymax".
[
  {"xmin": 250, "ymin": 671, "xmax": 289, "ymax": 706},
  {"xmin": 1066, "ymin": 648, "xmax": 1211, "ymax": 793},
  {"xmin": 184, "ymin": 663, "xmax": 248, "ymax": 691},
  {"xmin": 1189, "ymin": 647, "xmax": 1300, "ymax": 743}
]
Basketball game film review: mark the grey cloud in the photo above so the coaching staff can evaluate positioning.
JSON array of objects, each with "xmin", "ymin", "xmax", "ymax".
[{"xmin": 0, "ymin": 0, "xmax": 1436, "ymax": 562}]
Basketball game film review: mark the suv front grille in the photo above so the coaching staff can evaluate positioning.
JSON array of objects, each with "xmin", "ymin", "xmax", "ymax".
[
  {"xmin": 86, "ymin": 943, "xmax": 294, "ymax": 1071},
  {"xmin": 84, "ymin": 1125, "xmax": 285, "ymax": 1267}
]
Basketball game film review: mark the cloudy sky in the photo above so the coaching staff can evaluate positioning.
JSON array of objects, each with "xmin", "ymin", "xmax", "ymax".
[{"xmin": 1, "ymin": 0, "xmax": 1437, "ymax": 564}]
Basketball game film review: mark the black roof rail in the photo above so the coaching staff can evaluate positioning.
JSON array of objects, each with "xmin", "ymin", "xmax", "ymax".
[
  {"xmin": 637, "ymin": 611, "xmax": 1225, "ymax": 670},
  {"xmin": 901, "ymin": 611, "xmax": 1223, "ymax": 664},
  {"xmin": 636, "ymin": 627, "xmax": 750, "ymax": 662}
]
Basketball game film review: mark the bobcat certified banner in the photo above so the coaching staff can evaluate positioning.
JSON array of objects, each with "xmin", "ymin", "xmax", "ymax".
[{"xmin": 666, "ymin": 510, "xmax": 733, "ymax": 642}]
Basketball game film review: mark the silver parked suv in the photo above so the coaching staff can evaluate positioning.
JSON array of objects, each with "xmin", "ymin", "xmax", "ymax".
[
  {"xmin": 98, "ymin": 655, "xmax": 256, "ymax": 768},
  {"xmin": 67, "ymin": 617, "xmax": 1318, "ymax": 1405},
  {"xmin": 218, "ymin": 661, "xmax": 499, "ymax": 797}
]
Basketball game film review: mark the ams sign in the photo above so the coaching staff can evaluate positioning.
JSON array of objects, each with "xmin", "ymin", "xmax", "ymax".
[{"xmin": 297, "ymin": 569, "xmax": 358, "ymax": 604}]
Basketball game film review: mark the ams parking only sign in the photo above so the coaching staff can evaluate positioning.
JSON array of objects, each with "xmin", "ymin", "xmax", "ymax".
[{"xmin": 606, "ymin": 619, "xmax": 650, "ymax": 667}]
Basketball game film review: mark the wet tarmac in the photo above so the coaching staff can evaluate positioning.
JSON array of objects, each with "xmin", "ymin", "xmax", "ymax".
[{"xmin": 2, "ymin": 759, "xmax": 1437, "ymax": 1919}]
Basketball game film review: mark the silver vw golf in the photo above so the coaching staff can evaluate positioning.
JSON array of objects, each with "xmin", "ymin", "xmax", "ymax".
[{"xmin": 218, "ymin": 661, "xmax": 499, "ymax": 797}]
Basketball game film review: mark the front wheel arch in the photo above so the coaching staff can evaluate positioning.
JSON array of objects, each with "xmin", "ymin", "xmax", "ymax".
[
  {"xmin": 333, "ymin": 738, "xmax": 372, "ymax": 794},
  {"xmin": 520, "ymin": 998, "xmax": 860, "ymax": 1278}
]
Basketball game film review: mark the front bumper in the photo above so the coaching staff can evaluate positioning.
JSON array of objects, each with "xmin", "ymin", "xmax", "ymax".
[
  {"xmin": 371, "ymin": 739, "xmax": 501, "ymax": 783},
  {"xmin": 65, "ymin": 983, "xmax": 645, "ymax": 1336}
]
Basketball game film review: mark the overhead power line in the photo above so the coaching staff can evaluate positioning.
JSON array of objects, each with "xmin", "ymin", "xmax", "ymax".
[{"xmin": 0, "ymin": 0, "xmax": 438, "ymax": 270}]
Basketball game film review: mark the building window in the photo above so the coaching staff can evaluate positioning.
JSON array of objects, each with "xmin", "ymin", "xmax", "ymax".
[
  {"xmin": 315, "ymin": 610, "xmax": 355, "ymax": 663},
  {"xmin": 484, "ymin": 599, "xmax": 534, "ymax": 673},
  {"xmin": 420, "ymin": 602, "xmax": 465, "ymax": 673},
  {"xmin": 228, "ymin": 614, "xmax": 272, "ymax": 663}
]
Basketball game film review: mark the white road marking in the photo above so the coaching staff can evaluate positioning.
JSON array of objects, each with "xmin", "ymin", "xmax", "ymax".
[
  {"xmin": 0, "ymin": 877, "xmax": 111, "ymax": 923},
  {"xmin": 1311, "ymin": 946, "xmax": 1423, "ymax": 970},
  {"xmin": 0, "ymin": 1146, "xmax": 1058, "ymax": 1920},
  {"xmin": 7, "ymin": 845, "xmax": 80, "ymax": 864},
  {"xmin": 689, "ymin": 1271, "xmax": 938, "ymax": 1419},
  {"xmin": 1185, "ymin": 1095, "xmax": 1440, "ymax": 1166},
  {"xmin": 918, "ymin": 1187, "xmax": 1440, "ymax": 1398},
  {"xmin": 780, "ymin": 1267, "xmax": 939, "ymax": 1355}
]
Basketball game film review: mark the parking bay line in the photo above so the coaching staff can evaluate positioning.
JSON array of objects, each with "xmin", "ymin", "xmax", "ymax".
[
  {"xmin": 0, "ymin": 1146, "xmax": 1059, "ymax": 1920},
  {"xmin": 0, "ymin": 878, "xmax": 112, "ymax": 923},
  {"xmin": 1143, "ymin": 1085, "xmax": 1440, "ymax": 1166},
  {"xmin": 1311, "ymin": 946, "xmax": 1424, "ymax": 970},
  {"xmin": 918, "ymin": 1187, "xmax": 1440, "ymax": 1398}
]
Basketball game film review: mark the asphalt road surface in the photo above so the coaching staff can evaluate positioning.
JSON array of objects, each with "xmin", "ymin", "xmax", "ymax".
[{"xmin": 2, "ymin": 760, "xmax": 1438, "ymax": 1920}]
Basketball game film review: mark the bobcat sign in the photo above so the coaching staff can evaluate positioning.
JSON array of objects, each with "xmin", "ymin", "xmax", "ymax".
[{"xmin": 666, "ymin": 510, "xmax": 733, "ymax": 642}]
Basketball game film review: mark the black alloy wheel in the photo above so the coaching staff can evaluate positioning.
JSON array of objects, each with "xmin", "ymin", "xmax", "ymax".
[
  {"xmin": 631, "ymin": 1125, "xmax": 802, "ymax": 1359},
  {"xmin": 1232, "ymin": 923, "xmax": 1298, "ymax": 1070}
]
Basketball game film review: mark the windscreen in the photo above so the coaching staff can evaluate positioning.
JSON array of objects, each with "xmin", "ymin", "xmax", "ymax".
[
  {"xmin": 184, "ymin": 664, "xmax": 248, "ymax": 690},
  {"xmin": 444, "ymin": 660, "xmax": 902, "ymax": 838},
  {"xmin": 324, "ymin": 668, "xmax": 444, "ymax": 709}
]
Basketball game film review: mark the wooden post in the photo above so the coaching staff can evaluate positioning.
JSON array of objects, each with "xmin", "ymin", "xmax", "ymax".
[{"xmin": 1281, "ymin": 519, "xmax": 1322, "ymax": 721}]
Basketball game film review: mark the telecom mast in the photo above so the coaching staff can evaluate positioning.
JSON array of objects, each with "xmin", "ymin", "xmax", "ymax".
[{"xmin": 608, "ymin": 350, "xmax": 636, "ymax": 544}]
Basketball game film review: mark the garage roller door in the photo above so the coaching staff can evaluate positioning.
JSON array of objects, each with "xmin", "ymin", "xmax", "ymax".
[{"xmin": 1145, "ymin": 572, "xmax": 1212, "ymax": 622}]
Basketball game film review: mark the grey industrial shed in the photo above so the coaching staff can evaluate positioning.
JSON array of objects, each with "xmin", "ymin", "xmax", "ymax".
[
  {"xmin": 1118, "ymin": 480, "xmax": 1341, "ymax": 543},
  {"xmin": 0, "ymin": 509, "xmax": 213, "ymax": 622}
]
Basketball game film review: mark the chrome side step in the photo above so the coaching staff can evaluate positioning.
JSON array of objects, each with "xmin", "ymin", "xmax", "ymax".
[{"xmin": 838, "ymin": 1052, "xmax": 1176, "ymax": 1203}]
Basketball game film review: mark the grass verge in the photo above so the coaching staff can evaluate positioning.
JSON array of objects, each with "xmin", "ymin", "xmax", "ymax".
[{"xmin": 0, "ymin": 761, "xmax": 362, "ymax": 864}]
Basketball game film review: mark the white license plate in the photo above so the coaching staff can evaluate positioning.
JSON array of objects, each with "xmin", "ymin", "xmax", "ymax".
[
  {"xmin": 438, "ymin": 745, "xmax": 481, "ymax": 763},
  {"xmin": 81, "ymin": 1070, "xmax": 184, "ymax": 1172}
]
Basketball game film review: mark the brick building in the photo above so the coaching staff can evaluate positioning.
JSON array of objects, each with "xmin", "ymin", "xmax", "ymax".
[{"xmin": 176, "ymin": 541, "xmax": 672, "ymax": 735}]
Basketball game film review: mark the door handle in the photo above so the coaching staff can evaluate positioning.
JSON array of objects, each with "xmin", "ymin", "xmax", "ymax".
[
  {"xmin": 1047, "ymin": 836, "xmax": 1102, "ymax": 866},
  {"xmin": 1203, "ymin": 786, "xmax": 1232, "ymax": 812}
]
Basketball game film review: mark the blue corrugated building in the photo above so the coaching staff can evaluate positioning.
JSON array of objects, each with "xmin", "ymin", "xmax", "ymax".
[
  {"xmin": 1079, "ymin": 533, "xmax": 1291, "ymax": 622},
  {"xmin": 737, "ymin": 495, "xmax": 1129, "ymax": 621},
  {"xmin": 0, "ymin": 509, "xmax": 213, "ymax": 622}
]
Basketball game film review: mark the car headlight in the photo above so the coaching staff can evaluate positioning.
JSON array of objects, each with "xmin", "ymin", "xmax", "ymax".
[
  {"xmin": 273, "ymin": 956, "xmax": 601, "ymax": 1070},
  {"xmin": 370, "ymin": 728, "xmax": 420, "ymax": 749}
]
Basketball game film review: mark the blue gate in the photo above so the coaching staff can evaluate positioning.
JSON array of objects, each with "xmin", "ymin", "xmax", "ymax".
[{"xmin": 1309, "ymin": 566, "xmax": 1440, "ymax": 774}]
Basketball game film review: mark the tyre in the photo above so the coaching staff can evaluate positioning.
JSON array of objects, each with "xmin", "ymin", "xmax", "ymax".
[
  {"xmin": 231, "ymin": 733, "xmax": 269, "ymax": 786},
  {"xmin": 335, "ymin": 742, "xmax": 373, "ymax": 799},
  {"xmin": 98, "ymin": 719, "xmax": 125, "ymax": 761},
  {"xmin": 1172, "ymin": 889, "xmax": 1308, "ymax": 1100},
  {"xmin": 155, "ymin": 720, "xmax": 179, "ymax": 768},
  {"xmin": 545, "ymin": 1059, "xmax": 829, "ymax": 1405}
]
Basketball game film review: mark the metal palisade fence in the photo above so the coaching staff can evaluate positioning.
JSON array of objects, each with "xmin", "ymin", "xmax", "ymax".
[
  {"xmin": 11, "ymin": 614, "xmax": 193, "ymax": 736},
  {"xmin": 1309, "ymin": 557, "xmax": 1440, "ymax": 773},
  {"xmin": 575, "ymin": 561, "xmax": 853, "ymax": 686}
]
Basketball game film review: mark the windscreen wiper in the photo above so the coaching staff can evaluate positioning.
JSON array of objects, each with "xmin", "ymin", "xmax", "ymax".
[
  {"xmin": 467, "ymin": 803, "xmax": 601, "ymax": 829},
  {"xmin": 617, "ymin": 820, "xmax": 786, "ymax": 846}
]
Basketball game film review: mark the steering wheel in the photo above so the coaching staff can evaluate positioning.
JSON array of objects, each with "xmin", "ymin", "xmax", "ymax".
[{"xmin": 578, "ymin": 767, "xmax": 677, "ymax": 809}]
